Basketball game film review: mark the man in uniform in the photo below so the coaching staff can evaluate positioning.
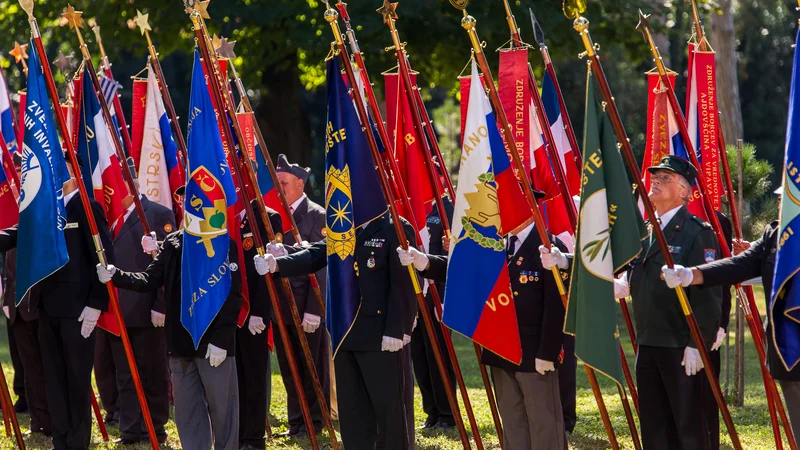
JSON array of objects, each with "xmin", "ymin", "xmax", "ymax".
[
  {"xmin": 103, "ymin": 191, "xmax": 175, "ymax": 444},
  {"xmin": 544, "ymin": 155, "xmax": 722, "ymax": 449},
  {"xmin": 272, "ymin": 154, "xmax": 329, "ymax": 437},
  {"xmin": 1, "ymin": 159, "xmax": 115, "ymax": 450},
  {"xmin": 254, "ymin": 211, "xmax": 418, "ymax": 450}
]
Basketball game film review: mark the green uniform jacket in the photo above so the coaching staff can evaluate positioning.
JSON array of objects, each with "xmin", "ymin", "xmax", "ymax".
[{"xmin": 628, "ymin": 205, "xmax": 722, "ymax": 349}]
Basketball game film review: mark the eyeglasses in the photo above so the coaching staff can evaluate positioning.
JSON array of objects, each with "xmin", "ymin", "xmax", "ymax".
[{"xmin": 651, "ymin": 173, "xmax": 679, "ymax": 185}]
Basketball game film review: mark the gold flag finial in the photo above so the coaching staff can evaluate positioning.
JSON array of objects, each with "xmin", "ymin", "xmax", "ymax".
[
  {"xmin": 562, "ymin": 0, "xmax": 586, "ymax": 19},
  {"xmin": 18, "ymin": 0, "xmax": 34, "ymax": 20},
  {"xmin": 449, "ymin": 0, "xmax": 468, "ymax": 10},
  {"xmin": 212, "ymin": 34, "xmax": 223, "ymax": 51},
  {"xmin": 135, "ymin": 10, "xmax": 152, "ymax": 36},
  {"xmin": 54, "ymin": 51, "xmax": 74, "ymax": 74},
  {"xmin": 61, "ymin": 4, "xmax": 84, "ymax": 29},
  {"xmin": 196, "ymin": 0, "xmax": 211, "ymax": 19},
  {"xmin": 376, "ymin": 0, "xmax": 398, "ymax": 24},
  {"xmin": 9, "ymin": 42, "xmax": 29, "ymax": 63},
  {"xmin": 216, "ymin": 37, "xmax": 237, "ymax": 59},
  {"xmin": 636, "ymin": 9, "xmax": 652, "ymax": 36}
]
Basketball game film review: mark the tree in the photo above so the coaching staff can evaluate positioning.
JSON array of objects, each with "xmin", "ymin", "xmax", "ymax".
[
  {"xmin": 724, "ymin": 142, "xmax": 775, "ymax": 240},
  {"xmin": 711, "ymin": 0, "xmax": 745, "ymax": 146}
]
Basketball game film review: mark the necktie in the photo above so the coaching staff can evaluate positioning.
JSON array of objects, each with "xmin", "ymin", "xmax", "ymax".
[{"xmin": 506, "ymin": 235, "xmax": 518, "ymax": 260}]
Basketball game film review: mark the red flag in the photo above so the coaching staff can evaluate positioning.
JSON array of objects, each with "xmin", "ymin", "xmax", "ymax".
[
  {"xmin": 0, "ymin": 144, "xmax": 18, "ymax": 229},
  {"xmin": 642, "ymin": 72, "xmax": 675, "ymax": 192},
  {"xmin": 15, "ymin": 91, "xmax": 24, "ymax": 153},
  {"xmin": 459, "ymin": 74, "xmax": 485, "ymax": 146},
  {"xmin": 687, "ymin": 49, "xmax": 723, "ymax": 212},
  {"xmin": 498, "ymin": 49, "xmax": 533, "ymax": 175},
  {"xmin": 131, "ymin": 77, "xmax": 148, "ymax": 170}
]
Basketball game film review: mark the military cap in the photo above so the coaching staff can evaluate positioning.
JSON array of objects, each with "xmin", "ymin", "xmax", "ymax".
[
  {"xmin": 647, "ymin": 155, "xmax": 698, "ymax": 186},
  {"xmin": 276, "ymin": 154, "xmax": 310, "ymax": 184}
]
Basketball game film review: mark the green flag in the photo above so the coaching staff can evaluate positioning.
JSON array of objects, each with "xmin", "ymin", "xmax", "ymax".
[{"xmin": 564, "ymin": 67, "xmax": 647, "ymax": 385}]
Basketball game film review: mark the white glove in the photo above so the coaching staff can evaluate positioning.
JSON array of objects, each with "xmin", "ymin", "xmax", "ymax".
[
  {"xmin": 681, "ymin": 346, "xmax": 704, "ymax": 376},
  {"xmin": 205, "ymin": 343, "xmax": 227, "ymax": 367},
  {"xmin": 403, "ymin": 334, "xmax": 411, "ymax": 346},
  {"xmin": 2, "ymin": 306, "xmax": 9, "ymax": 320},
  {"xmin": 96, "ymin": 264, "xmax": 117, "ymax": 283},
  {"xmin": 248, "ymin": 316, "xmax": 267, "ymax": 335},
  {"xmin": 381, "ymin": 336, "xmax": 403, "ymax": 352},
  {"xmin": 711, "ymin": 327, "xmax": 726, "ymax": 351},
  {"xmin": 253, "ymin": 254, "xmax": 277, "ymax": 276},
  {"xmin": 141, "ymin": 232, "xmax": 158, "ymax": 254},
  {"xmin": 301, "ymin": 313, "xmax": 321, "ymax": 334},
  {"xmin": 396, "ymin": 246, "xmax": 429, "ymax": 271},
  {"xmin": 150, "ymin": 310, "xmax": 165, "ymax": 328},
  {"xmin": 78, "ymin": 306, "xmax": 101, "ymax": 338},
  {"xmin": 661, "ymin": 265, "xmax": 694, "ymax": 288},
  {"xmin": 265, "ymin": 242, "xmax": 288, "ymax": 257},
  {"xmin": 539, "ymin": 245, "xmax": 568, "ymax": 270},
  {"xmin": 535, "ymin": 358, "xmax": 556, "ymax": 375},
  {"xmin": 614, "ymin": 275, "xmax": 630, "ymax": 299}
]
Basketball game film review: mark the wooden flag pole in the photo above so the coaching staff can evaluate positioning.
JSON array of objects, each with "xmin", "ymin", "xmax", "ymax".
[
  {"xmin": 90, "ymin": 389, "xmax": 110, "ymax": 441},
  {"xmin": 570, "ymin": 10, "xmax": 742, "ymax": 448},
  {"xmin": 20, "ymin": 2, "xmax": 160, "ymax": 449},
  {"xmin": 324, "ymin": 5, "xmax": 474, "ymax": 448},
  {"xmin": 0, "ymin": 360, "xmax": 24, "ymax": 449}
]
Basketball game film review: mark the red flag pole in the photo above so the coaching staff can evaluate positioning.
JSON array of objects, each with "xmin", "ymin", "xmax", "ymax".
[
  {"xmin": 324, "ymin": 6, "xmax": 474, "ymax": 448},
  {"xmin": 22, "ymin": 4, "xmax": 160, "ymax": 449},
  {"xmin": 90, "ymin": 388, "xmax": 110, "ymax": 441},
  {"xmin": 0, "ymin": 360, "xmax": 25, "ymax": 449},
  {"xmin": 0, "ymin": 134, "xmax": 20, "ymax": 199}
]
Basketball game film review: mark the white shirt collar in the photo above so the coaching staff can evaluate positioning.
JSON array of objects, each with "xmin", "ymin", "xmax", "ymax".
[
  {"xmin": 63, "ymin": 189, "xmax": 78, "ymax": 206},
  {"xmin": 657, "ymin": 205, "xmax": 683, "ymax": 230},
  {"xmin": 510, "ymin": 222, "xmax": 535, "ymax": 256},
  {"xmin": 290, "ymin": 193, "xmax": 307, "ymax": 213}
]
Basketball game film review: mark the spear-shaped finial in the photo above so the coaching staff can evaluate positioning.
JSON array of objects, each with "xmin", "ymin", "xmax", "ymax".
[
  {"xmin": 636, "ymin": 9, "xmax": 665, "ymax": 72},
  {"xmin": 61, "ymin": 4, "xmax": 84, "ymax": 30},
  {"xmin": 528, "ymin": 8, "xmax": 545, "ymax": 48},
  {"xmin": 135, "ymin": 10, "xmax": 152, "ymax": 36},
  {"xmin": 635, "ymin": 10, "xmax": 651, "ymax": 37},
  {"xmin": 18, "ymin": 0, "xmax": 34, "ymax": 20},
  {"xmin": 377, "ymin": 0, "xmax": 398, "ymax": 24}
]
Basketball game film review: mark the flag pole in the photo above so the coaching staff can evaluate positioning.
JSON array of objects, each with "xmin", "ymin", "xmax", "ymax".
[
  {"xmin": 60, "ymin": 6, "xmax": 157, "ymax": 259},
  {"xmin": 186, "ymin": 6, "xmax": 335, "ymax": 448},
  {"xmin": 638, "ymin": 11, "xmax": 789, "ymax": 448},
  {"xmin": 451, "ymin": 4, "xmax": 621, "ymax": 448},
  {"xmin": 323, "ymin": 5, "xmax": 474, "ymax": 448},
  {"xmin": 0, "ymin": 360, "xmax": 25, "ymax": 449},
  {"xmin": 90, "ymin": 390, "xmax": 110, "ymax": 441},
  {"xmin": 221, "ymin": 51, "xmax": 328, "ymax": 317},
  {"xmin": 569, "ymin": 10, "xmax": 743, "ymax": 448},
  {"xmin": 0, "ymin": 134, "xmax": 20, "ymax": 198},
  {"xmin": 19, "ymin": 2, "xmax": 160, "ymax": 449}
]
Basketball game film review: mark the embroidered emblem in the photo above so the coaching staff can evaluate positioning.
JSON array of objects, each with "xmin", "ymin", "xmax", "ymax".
[
  {"xmin": 704, "ymin": 249, "xmax": 716, "ymax": 263},
  {"xmin": 367, "ymin": 256, "xmax": 376, "ymax": 268},
  {"xmin": 243, "ymin": 237, "xmax": 254, "ymax": 251},
  {"xmin": 164, "ymin": 223, "xmax": 173, "ymax": 233}
]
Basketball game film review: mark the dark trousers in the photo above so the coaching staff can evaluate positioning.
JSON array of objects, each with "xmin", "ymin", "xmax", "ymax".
[
  {"xmin": 7, "ymin": 319, "xmax": 25, "ymax": 404},
  {"xmin": 410, "ymin": 316, "xmax": 455, "ymax": 425},
  {"xmin": 39, "ymin": 312, "xmax": 96, "ymax": 450},
  {"xmin": 637, "ymin": 345, "xmax": 709, "ymax": 450},
  {"xmin": 273, "ymin": 318, "xmax": 329, "ymax": 432},
  {"xmin": 336, "ymin": 350, "xmax": 407, "ymax": 450},
  {"xmin": 558, "ymin": 335, "xmax": 577, "ymax": 433},
  {"xmin": 236, "ymin": 325, "xmax": 270, "ymax": 449},
  {"xmin": 700, "ymin": 348, "xmax": 722, "ymax": 449},
  {"xmin": 108, "ymin": 328, "xmax": 170, "ymax": 441},
  {"xmin": 401, "ymin": 344, "xmax": 414, "ymax": 449},
  {"xmin": 94, "ymin": 328, "xmax": 118, "ymax": 416},
  {"xmin": 12, "ymin": 318, "xmax": 50, "ymax": 432}
]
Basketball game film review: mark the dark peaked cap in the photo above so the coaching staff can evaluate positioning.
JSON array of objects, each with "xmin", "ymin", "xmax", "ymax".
[{"xmin": 276, "ymin": 154, "xmax": 310, "ymax": 184}]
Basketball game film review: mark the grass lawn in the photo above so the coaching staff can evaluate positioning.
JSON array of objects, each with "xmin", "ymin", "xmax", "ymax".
[{"xmin": 0, "ymin": 286, "xmax": 782, "ymax": 449}]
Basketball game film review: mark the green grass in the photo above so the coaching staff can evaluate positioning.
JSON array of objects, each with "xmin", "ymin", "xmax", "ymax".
[{"xmin": 0, "ymin": 286, "xmax": 782, "ymax": 448}]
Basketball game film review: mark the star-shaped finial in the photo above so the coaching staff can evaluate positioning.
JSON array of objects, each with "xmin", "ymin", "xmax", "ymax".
[
  {"xmin": 135, "ymin": 10, "xmax": 152, "ymax": 36},
  {"xmin": 61, "ymin": 4, "xmax": 84, "ymax": 29},
  {"xmin": 212, "ymin": 34, "xmax": 222, "ymax": 51},
  {"xmin": 196, "ymin": 0, "xmax": 211, "ymax": 19},
  {"xmin": 216, "ymin": 37, "xmax": 237, "ymax": 59},
  {"xmin": 9, "ymin": 42, "xmax": 29, "ymax": 64},
  {"xmin": 636, "ymin": 10, "xmax": 651, "ymax": 35},
  {"xmin": 54, "ymin": 51, "xmax": 74, "ymax": 74},
  {"xmin": 376, "ymin": 0, "xmax": 398, "ymax": 24}
]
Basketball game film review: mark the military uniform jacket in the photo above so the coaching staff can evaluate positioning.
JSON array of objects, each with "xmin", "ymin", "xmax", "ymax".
[
  {"xmin": 0, "ymin": 197, "xmax": 114, "ymax": 318},
  {"xmin": 697, "ymin": 221, "xmax": 799, "ymax": 380},
  {"xmin": 113, "ymin": 196, "xmax": 176, "ymax": 328},
  {"xmin": 424, "ymin": 197, "xmax": 454, "ymax": 309},
  {"xmin": 277, "ymin": 213, "xmax": 418, "ymax": 352},
  {"xmin": 629, "ymin": 206, "xmax": 722, "ymax": 348},
  {"xmin": 112, "ymin": 231, "xmax": 243, "ymax": 358},
  {"xmin": 240, "ymin": 201, "xmax": 283, "ymax": 321},
  {"xmin": 280, "ymin": 196, "xmax": 326, "ymax": 320}
]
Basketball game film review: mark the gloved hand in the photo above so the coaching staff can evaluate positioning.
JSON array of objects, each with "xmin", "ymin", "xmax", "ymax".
[
  {"xmin": 381, "ymin": 336, "xmax": 403, "ymax": 352},
  {"xmin": 302, "ymin": 313, "xmax": 321, "ymax": 334},
  {"xmin": 711, "ymin": 327, "xmax": 726, "ymax": 351},
  {"xmin": 253, "ymin": 254, "xmax": 277, "ymax": 276},
  {"xmin": 141, "ymin": 232, "xmax": 158, "ymax": 254},
  {"xmin": 78, "ymin": 306, "xmax": 101, "ymax": 338},
  {"xmin": 150, "ymin": 310, "xmax": 165, "ymax": 328},
  {"xmin": 442, "ymin": 236, "xmax": 450, "ymax": 253},
  {"xmin": 396, "ymin": 246, "xmax": 429, "ymax": 271},
  {"xmin": 403, "ymin": 334, "xmax": 411, "ymax": 346},
  {"xmin": 661, "ymin": 265, "xmax": 694, "ymax": 288},
  {"xmin": 3, "ymin": 306, "xmax": 9, "ymax": 320},
  {"xmin": 205, "ymin": 344, "xmax": 227, "ymax": 367},
  {"xmin": 614, "ymin": 276, "xmax": 630, "ymax": 299},
  {"xmin": 265, "ymin": 242, "xmax": 288, "ymax": 257},
  {"xmin": 248, "ymin": 316, "xmax": 267, "ymax": 335},
  {"xmin": 539, "ymin": 245, "xmax": 568, "ymax": 270},
  {"xmin": 534, "ymin": 358, "xmax": 556, "ymax": 375},
  {"xmin": 681, "ymin": 346, "xmax": 704, "ymax": 376},
  {"xmin": 96, "ymin": 264, "xmax": 116, "ymax": 283}
]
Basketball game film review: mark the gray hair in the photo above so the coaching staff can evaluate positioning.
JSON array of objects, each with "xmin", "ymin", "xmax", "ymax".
[{"xmin": 678, "ymin": 177, "xmax": 691, "ymax": 205}]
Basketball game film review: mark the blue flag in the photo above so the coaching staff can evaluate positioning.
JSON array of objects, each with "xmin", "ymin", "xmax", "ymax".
[
  {"xmin": 771, "ymin": 28, "xmax": 800, "ymax": 371},
  {"xmin": 181, "ymin": 49, "xmax": 237, "ymax": 348},
  {"xmin": 325, "ymin": 58, "xmax": 387, "ymax": 355},
  {"xmin": 16, "ymin": 40, "xmax": 70, "ymax": 306}
]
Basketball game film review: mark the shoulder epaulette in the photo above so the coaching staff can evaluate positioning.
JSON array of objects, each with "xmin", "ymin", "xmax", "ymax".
[{"xmin": 690, "ymin": 216, "xmax": 713, "ymax": 229}]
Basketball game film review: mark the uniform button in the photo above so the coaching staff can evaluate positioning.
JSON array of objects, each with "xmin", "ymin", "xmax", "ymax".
[
  {"xmin": 513, "ymin": 291, "xmax": 519, "ymax": 296},
  {"xmin": 377, "ymin": 310, "xmax": 382, "ymax": 314}
]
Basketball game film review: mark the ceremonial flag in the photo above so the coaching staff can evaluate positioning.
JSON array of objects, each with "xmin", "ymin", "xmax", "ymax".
[
  {"xmin": 0, "ymin": 68, "xmax": 17, "ymax": 155},
  {"xmin": 542, "ymin": 71, "xmax": 581, "ymax": 197},
  {"xmin": 0, "ymin": 148, "xmax": 18, "ymax": 229},
  {"xmin": 182, "ymin": 49, "xmax": 238, "ymax": 348},
  {"xmin": 76, "ymin": 67, "xmax": 128, "ymax": 231},
  {"xmin": 16, "ymin": 91, "xmax": 25, "ymax": 154},
  {"xmin": 138, "ymin": 66, "xmax": 180, "ymax": 210},
  {"xmin": 498, "ymin": 49, "xmax": 533, "ymax": 175},
  {"xmin": 458, "ymin": 73, "xmax": 485, "ymax": 145},
  {"xmin": 130, "ymin": 76, "xmax": 148, "ymax": 169},
  {"xmin": 16, "ymin": 41, "xmax": 70, "ymax": 305},
  {"xmin": 443, "ymin": 60, "xmax": 527, "ymax": 364},
  {"xmin": 564, "ymin": 68, "xmax": 647, "ymax": 384},
  {"xmin": 325, "ymin": 57, "xmax": 387, "ymax": 355}
]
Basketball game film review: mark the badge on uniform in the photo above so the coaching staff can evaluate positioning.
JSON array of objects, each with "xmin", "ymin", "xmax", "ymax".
[
  {"xmin": 516, "ymin": 257, "xmax": 523, "ymax": 266},
  {"xmin": 322, "ymin": 227, "xmax": 327, "ymax": 237},
  {"xmin": 519, "ymin": 274, "xmax": 528, "ymax": 284},
  {"xmin": 367, "ymin": 256, "xmax": 376, "ymax": 268},
  {"xmin": 667, "ymin": 245, "xmax": 682, "ymax": 255},
  {"xmin": 64, "ymin": 222, "xmax": 79, "ymax": 230},
  {"xmin": 164, "ymin": 223, "xmax": 173, "ymax": 233},
  {"xmin": 229, "ymin": 262, "xmax": 239, "ymax": 272},
  {"xmin": 275, "ymin": 233, "xmax": 283, "ymax": 243},
  {"xmin": 704, "ymin": 248, "xmax": 717, "ymax": 263},
  {"xmin": 242, "ymin": 237, "xmax": 254, "ymax": 251},
  {"xmin": 427, "ymin": 216, "xmax": 441, "ymax": 225},
  {"xmin": 364, "ymin": 238, "xmax": 385, "ymax": 248}
]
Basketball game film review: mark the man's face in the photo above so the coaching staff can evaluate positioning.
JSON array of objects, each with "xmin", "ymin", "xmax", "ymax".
[
  {"xmin": 648, "ymin": 169, "xmax": 688, "ymax": 205},
  {"xmin": 277, "ymin": 172, "xmax": 305, "ymax": 205}
]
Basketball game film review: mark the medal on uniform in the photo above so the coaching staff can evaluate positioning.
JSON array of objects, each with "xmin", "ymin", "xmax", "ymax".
[
  {"xmin": 520, "ymin": 274, "xmax": 528, "ymax": 284},
  {"xmin": 529, "ymin": 276, "xmax": 535, "ymax": 282},
  {"xmin": 367, "ymin": 256, "xmax": 376, "ymax": 268},
  {"xmin": 516, "ymin": 257, "xmax": 523, "ymax": 266}
]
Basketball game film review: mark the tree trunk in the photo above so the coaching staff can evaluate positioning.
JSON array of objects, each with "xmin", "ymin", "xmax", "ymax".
[
  {"xmin": 710, "ymin": 0, "xmax": 744, "ymax": 144},
  {"xmin": 255, "ymin": 53, "xmax": 314, "ymax": 169}
]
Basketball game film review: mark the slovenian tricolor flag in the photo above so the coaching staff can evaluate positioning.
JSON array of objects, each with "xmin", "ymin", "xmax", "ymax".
[
  {"xmin": 443, "ymin": 60, "xmax": 529, "ymax": 364},
  {"xmin": 0, "ymin": 68, "xmax": 17, "ymax": 156}
]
